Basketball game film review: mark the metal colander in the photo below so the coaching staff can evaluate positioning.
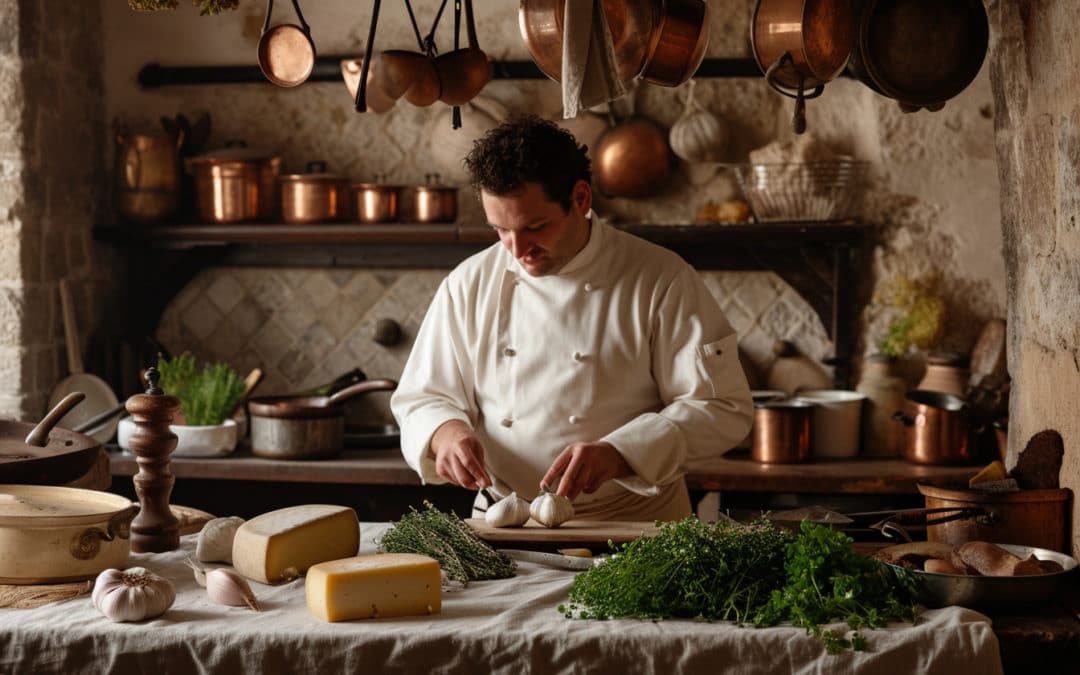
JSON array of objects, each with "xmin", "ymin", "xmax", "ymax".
[{"xmin": 729, "ymin": 160, "xmax": 868, "ymax": 222}]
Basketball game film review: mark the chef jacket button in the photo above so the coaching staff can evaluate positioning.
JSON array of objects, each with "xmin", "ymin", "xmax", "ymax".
[
  {"xmin": 583, "ymin": 283, "xmax": 594, "ymax": 292},
  {"xmin": 501, "ymin": 418, "xmax": 513, "ymax": 428},
  {"xmin": 568, "ymin": 415, "xmax": 580, "ymax": 424},
  {"xmin": 573, "ymin": 351, "xmax": 583, "ymax": 361},
  {"xmin": 503, "ymin": 347, "xmax": 516, "ymax": 357}
]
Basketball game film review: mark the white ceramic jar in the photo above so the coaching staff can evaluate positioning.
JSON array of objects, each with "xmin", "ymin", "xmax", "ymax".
[{"xmin": 794, "ymin": 390, "xmax": 867, "ymax": 459}]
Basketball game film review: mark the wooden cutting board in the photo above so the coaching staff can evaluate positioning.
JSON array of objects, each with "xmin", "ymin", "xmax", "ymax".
[{"xmin": 466, "ymin": 518, "xmax": 659, "ymax": 546}]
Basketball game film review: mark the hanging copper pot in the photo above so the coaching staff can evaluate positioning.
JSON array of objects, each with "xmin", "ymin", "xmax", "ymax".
[
  {"xmin": 593, "ymin": 117, "xmax": 673, "ymax": 199},
  {"xmin": 751, "ymin": 0, "xmax": 856, "ymax": 133},
  {"xmin": 846, "ymin": 0, "xmax": 988, "ymax": 113},
  {"xmin": 639, "ymin": 0, "xmax": 710, "ymax": 87}
]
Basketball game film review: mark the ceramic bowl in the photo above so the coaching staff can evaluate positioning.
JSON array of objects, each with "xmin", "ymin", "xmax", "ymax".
[{"xmin": 117, "ymin": 417, "xmax": 239, "ymax": 458}]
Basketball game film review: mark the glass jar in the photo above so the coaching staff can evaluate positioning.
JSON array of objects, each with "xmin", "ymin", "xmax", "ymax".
[{"xmin": 855, "ymin": 354, "xmax": 907, "ymax": 457}]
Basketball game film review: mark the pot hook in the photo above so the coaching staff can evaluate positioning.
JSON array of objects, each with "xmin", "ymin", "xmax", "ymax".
[{"xmin": 356, "ymin": 0, "xmax": 382, "ymax": 112}]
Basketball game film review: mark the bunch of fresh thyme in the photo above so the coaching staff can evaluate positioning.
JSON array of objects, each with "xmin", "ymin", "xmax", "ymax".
[{"xmin": 378, "ymin": 501, "xmax": 515, "ymax": 584}]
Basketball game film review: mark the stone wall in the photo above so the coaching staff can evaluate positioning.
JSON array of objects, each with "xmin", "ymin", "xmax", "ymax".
[
  {"xmin": 97, "ymin": 2, "xmax": 1004, "ymax": 412},
  {"xmin": 0, "ymin": 0, "xmax": 112, "ymax": 421},
  {"xmin": 988, "ymin": 1, "xmax": 1080, "ymax": 555}
]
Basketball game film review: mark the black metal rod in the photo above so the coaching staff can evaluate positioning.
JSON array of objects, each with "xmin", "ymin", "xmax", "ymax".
[{"xmin": 137, "ymin": 57, "xmax": 784, "ymax": 88}]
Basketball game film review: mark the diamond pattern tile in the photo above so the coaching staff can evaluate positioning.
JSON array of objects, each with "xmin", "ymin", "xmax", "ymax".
[{"xmin": 156, "ymin": 265, "xmax": 829, "ymax": 423}]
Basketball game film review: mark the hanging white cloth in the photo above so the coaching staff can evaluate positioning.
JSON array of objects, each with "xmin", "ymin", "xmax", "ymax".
[{"xmin": 562, "ymin": 0, "xmax": 628, "ymax": 118}]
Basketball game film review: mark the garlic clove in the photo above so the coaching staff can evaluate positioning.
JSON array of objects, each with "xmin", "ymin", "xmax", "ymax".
[
  {"xmin": 484, "ymin": 492, "xmax": 532, "ymax": 528},
  {"xmin": 185, "ymin": 557, "xmax": 208, "ymax": 587},
  {"xmin": 196, "ymin": 516, "xmax": 245, "ymax": 564},
  {"xmin": 205, "ymin": 568, "xmax": 260, "ymax": 611}
]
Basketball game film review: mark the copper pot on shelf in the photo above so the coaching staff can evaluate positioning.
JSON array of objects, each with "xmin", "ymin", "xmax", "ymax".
[
  {"xmin": 278, "ymin": 161, "xmax": 351, "ymax": 224},
  {"xmin": 352, "ymin": 180, "xmax": 403, "ymax": 224},
  {"xmin": 186, "ymin": 141, "xmax": 282, "ymax": 223},
  {"xmin": 414, "ymin": 174, "xmax": 458, "ymax": 224},
  {"xmin": 114, "ymin": 126, "xmax": 183, "ymax": 224},
  {"xmin": 892, "ymin": 390, "xmax": 982, "ymax": 465},
  {"xmin": 751, "ymin": 399, "xmax": 814, "ymax": 463}
]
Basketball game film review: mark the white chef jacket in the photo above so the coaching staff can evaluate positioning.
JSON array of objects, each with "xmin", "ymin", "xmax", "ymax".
[{"xmin": 391, "ymin": 217, "xmax": 753, "ymax": 521}]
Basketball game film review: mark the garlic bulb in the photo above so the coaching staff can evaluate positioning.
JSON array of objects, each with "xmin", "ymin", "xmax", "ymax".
[
  {"xmin": 530, "ymin": 490, "xmax": 575, "ymax": 528},
  {"xmin": 92, "ymin": 567, "xmax": 176, "ymax": 623},
  {"xmin": 669, "ymin": 80, "xmax": 729, "ymax": 163},
  {"xmin": 196, "ymin": 516, "xmax": 245, "ymax": 564},
  {"xmin": 185, "ymin": 558, "xmax": 260, "ymax": 611},
  {"xmin": 484, "ymin": 492, "xmax": 531, "ymax": 528}
]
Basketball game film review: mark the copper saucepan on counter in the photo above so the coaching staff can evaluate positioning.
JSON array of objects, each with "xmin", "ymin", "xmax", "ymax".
[
  {"xmin": 751, "ymin": 399, "xmax": 814, "ymax": 463},
  {"xmin": 248, "ymin": 379, "xmax": 398, "ymax": 459}
]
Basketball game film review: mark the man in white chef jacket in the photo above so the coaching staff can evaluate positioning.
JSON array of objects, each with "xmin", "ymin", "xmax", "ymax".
[{"xmin": 391, "ymin": 116, "xmax": 752, "ymax": 521}]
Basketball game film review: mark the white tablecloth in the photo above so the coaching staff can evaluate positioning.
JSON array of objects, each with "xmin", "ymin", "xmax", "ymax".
[{"xmin": 0, "ymin": 523, "xmax": 1003, "ymax": 675}]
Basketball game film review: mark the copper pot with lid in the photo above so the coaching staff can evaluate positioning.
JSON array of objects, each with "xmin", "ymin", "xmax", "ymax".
[
  {"xmin": 414, "ymin": 174, "xmax": 458, "ymax": 224},
  {"xmin": 352, "ymin": 179, "xmax": 403, "ymax": 224},
  {"xmin": 186, "ymin": 141, "xmax": 282, "ymax": 223},
  {"xmin": 892, "ymin": 390, "xmax": 983, "ymax": 465},
  {"xmin": 278, "ymin": 161, "xmax": 351, "ymax": 224}
]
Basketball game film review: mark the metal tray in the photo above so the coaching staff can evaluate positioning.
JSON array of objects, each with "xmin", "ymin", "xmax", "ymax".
[{"xmin": 883, "ymin": 543, "xmax": 1078, "ymax": 611}]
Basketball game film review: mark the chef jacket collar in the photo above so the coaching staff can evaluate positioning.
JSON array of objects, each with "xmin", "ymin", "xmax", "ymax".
[{"xmin": 507, "ymin": 209, "xmax": 607, "ymax": 277}]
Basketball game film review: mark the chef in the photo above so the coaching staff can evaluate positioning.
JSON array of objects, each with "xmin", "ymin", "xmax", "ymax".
[{"xmin": 391, "ymin": 115, "xmax": 752, "ymax": 521}]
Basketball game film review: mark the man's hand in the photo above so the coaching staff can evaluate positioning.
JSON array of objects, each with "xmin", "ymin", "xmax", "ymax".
[
  {"xmin": 541, "ymin": 441, "xmax": 633, "ymax": 501},
  {"xmin": 431, "ymin": 420, "xmax": 491, "ymax": 490}
]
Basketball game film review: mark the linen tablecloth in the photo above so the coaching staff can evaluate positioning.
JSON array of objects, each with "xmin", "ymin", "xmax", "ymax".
[{"xmin": 0, "ymin": 522, "xmax": 1003, "ymax": 674}]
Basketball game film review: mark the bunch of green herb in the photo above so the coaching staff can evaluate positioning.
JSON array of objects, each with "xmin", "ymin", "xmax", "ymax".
[
  {"xmin": 128, "ymin": 0, "xmax": 238, "ymax": 13},
  {"xmin": 752, "ymin": 521, "xmax": 918, "ymax": 654},
  {"xmin": 156, "ymin": 352, "xmax": 246, "ymax": 426},
  {"xmin": 378, "ymin": 501, "xmax": 515, "ymax": 584},
  {"xmin": 560, "ymin": 517, "xmax": 790, "ymax": 623}
]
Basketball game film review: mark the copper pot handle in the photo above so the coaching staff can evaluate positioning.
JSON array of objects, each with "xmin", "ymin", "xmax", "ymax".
[
  {"xmin": 262, "ymin": 0, "xmax": 312, "ymax": 38},
  {"xmin": 356, "ymin": 0, "xmax": 382, "ymax": 112},
  {"xmin": 763, "ymin": 53, "xmax": 825, "ymax": 101},
  {"xmin": 69, "ymin": 504, "xmax": 140, "ymax": 560},
  {"xmin": 892, "ymin": 411, "xmax": 915, "ymax": 426}
]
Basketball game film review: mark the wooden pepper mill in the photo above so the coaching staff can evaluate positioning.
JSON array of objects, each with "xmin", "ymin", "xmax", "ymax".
[{"xmin": 126, "ymin": 366, "xmax": 181, "ymax": 553}]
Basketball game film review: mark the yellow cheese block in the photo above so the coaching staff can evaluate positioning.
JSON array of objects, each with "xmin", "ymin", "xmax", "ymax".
[
  {"xmin": 232, "ymin": 504, "xmax": 360, "ymax": 584},
  {"xmin": 969, "ymin": 460, "xmax": 1008, "ymax": 487},
  {"xmin": 306, "ymin": 553, "xmax": 442, "ymax": 622}
]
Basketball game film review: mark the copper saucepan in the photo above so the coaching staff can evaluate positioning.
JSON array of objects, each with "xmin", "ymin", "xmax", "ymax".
[
  {"xmin": 752, "ymin": 0, "xmax": 855, "ymax": 133},
  {"xmin": 639, "ymin": 0, "xmax": 710, "ymax": 87},
  {"xmin": 751, "ymin": 399, "xmax": 815, "ymax": 463},
  {"xmin": 278, "ymin": 161, "xmax": 351, "ymax": 224},
  {"xmin": 248, "ymin": 379, "xmax": 398, "ymax": 460},
  {"xmin": 257, "ymin": 0, "xmax": 316, "ymax": 88},
  {"xmin": 892, "ymin": 390, "xmax": 983, "ymax": 465}
]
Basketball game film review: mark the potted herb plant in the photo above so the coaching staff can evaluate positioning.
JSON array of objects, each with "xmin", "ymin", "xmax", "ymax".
[{"xmin": 118, "ymin": 353, "xmax": 247, "ymax": 457}]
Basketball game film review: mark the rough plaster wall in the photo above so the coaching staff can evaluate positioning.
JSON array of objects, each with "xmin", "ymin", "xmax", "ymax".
[
  {"xmin": 988, "ymin": 0, "xmax": 1080, "ymax": 555},
  {"xmin": 101, "ymin": 0, "xmax": 1004, "ymax": 393},
  {"xmin": 0, "ymin": 0, "xmax": 112, "ymax": 421}
]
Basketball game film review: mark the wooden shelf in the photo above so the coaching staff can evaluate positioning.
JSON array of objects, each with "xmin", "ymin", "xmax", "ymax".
[
  {"xmin": 94, "ymin": 220, "xmax": 874, "ymax": 388},
  {"xmin": 108, "ymin": 447, "xmax": 974, "ymax": 495}
]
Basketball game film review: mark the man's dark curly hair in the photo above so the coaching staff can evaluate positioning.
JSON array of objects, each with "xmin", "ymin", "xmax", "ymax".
[{"xmin": 463, "ymin": 114, "xmax": 591, "ymax": 212}]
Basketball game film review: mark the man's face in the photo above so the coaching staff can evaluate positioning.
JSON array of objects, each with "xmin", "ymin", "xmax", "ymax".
[{"xmin": 481, "ymin": 180, "xmax": 592, "ymax": 277}]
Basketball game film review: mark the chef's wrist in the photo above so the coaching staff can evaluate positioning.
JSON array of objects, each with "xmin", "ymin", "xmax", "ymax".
[{"xmin": 430, "ymin": 419, "xmax": 473, "ymax": 458}]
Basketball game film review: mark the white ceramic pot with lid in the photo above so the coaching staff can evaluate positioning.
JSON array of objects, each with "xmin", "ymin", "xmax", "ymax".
[{"xmin": 792, "ymin": 390, "xmax": 867, "ymax": 459}]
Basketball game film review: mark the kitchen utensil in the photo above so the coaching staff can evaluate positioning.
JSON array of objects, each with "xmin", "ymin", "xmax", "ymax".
[
  {"xmin": 893, "ymin": 390, "xmax": 982, "ymax": 465},
  {"xmin": 113, "ymin": 125, "xmax": 182, "ymax": 224},
  {"xmin": 792, "ymin": 389, "xmax": 866, "ymax": 459},
  {"xmin": 751, "ymin": 399, "xmax": 814, "ymax": 463},
  {"xmin": 49, "ymin": 281, "xmax": 121, "ymax": 445},
  {"xmin": 413, "ymin": 174, "xmax": 458, "ymax": 224},
  {"xmin": 228, "ymin": 367, "xmax": 264, "ymax": 419},
  {"xmin": 0, "ymin": 484, "xmax": 138, "ymax": 584},
  {"xmin": 729, "ymin": 160, "xmax": 868, "ymax": 222},
  {"xmin": 73, "ymin": 399, "xmax": 128, "ymax": 437},
  {"xmin": 639, "ymin": 0, "xmax": 710, "ymax": 87},
  {"xmin": 433, "ymin": 0, "xmax": 491, "ymax": 106},
  {"xmin": 918, "ymin": 483, "xmax": 1071, "ymax": 552},
  {"xmin": 880, "ymin": 543, "xmax": 1077, "ymax": 611},
  {"xmin": 917, "ymin": 351, "xmax": 970, "ymax": 398},
  {"xmin": 248, "ymin": 379, "xmax": 397, "ymax": 460},
  {"xmin": 846, "ymin": 0, "xmax": 988, "ymax": 112},
  {"xmin": 257, "ymin": 0, "xmax": 316, "ymax": 88},
  {"xmin": 375, "ymin": 50, "xmax": 442, "ymax": 106},
  {"xmin": 465, "ymin": 518, "xmax": 659, "ymax": 548},
  {"xmin": 186, "ymin": 141, "xmax": 282, "ymax": 223},
  {"xmin": 751, "ymin": 0, "xmax": 855, "ymax": 133},
  {"xmin": 340, "ymin": 58, "xmax": 396, "ymax": 113},
  {"xmin": 593, "ymin": 117, "xmax": 673, "ymax": 198},
  {"xmin": 0, "ymin": 394, "xmax": 103, "ymax": 487},
  {"xmin": 519, "ymin": 0, "xmax": 656, "ymax": 84},
  {"xmin": 497, "ymin": 548, "xmax": 601, "ymax": 571},
  {"xmin": 352, "ymin": 181, "xmax": 403, "ymax": 223},
  {"xmin": 278, "ymin": 161, "xmax": 351, "ymax": 224}
]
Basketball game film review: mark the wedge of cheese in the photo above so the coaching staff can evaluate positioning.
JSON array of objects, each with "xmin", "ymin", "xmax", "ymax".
[
  {"xmin": 232, "ymin": 504, "xmax": 360, "ymax": 584},
  {"xmin": 306, "ymin": 553, "xmax": 442, "ymax": 622}
]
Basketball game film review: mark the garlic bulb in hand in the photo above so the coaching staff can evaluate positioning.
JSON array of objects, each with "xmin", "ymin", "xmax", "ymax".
[
  {"xmin": 196, "ymin": 516, "xmax": 245, "ymax": 563},
  {"xmin": 92, "ymin": 567, "xmax": 176, "ymax": 623},
  {"xmin": 530, "ymin": 490, "xmax": 574, "ymax": 528},
  {"xmin": 185, "ymin": 558, "xmax": 260, "ymax": 611},
  {"xmin": 484, "ymin": 492, "xmax": 531, "ymax": 528}
]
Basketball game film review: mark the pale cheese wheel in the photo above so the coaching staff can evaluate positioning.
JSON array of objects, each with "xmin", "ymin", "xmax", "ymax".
[{"xmin": 231, "ymin": 504, "xmax": 360, "ymax": 584}]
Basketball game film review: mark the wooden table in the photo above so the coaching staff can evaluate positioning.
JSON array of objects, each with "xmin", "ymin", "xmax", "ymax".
[{"xmin": 108, "ymin": 447, "xmax": 977, "ymax": 494}]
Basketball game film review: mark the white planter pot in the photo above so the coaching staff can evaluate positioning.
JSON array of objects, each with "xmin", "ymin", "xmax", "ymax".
[{"xmin": 117, "ymin": 418, "xmax": 239, "ymax": 458}]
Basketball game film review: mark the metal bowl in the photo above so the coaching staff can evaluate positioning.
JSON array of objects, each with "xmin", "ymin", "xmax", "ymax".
[{"xmin": 884, "ymin": 543, "xmax": 1078, "ymax": 611}]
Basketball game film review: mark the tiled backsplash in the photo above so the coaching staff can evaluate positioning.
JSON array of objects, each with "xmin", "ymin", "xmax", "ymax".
[{"xmin": 156, "ymin": 267, "xmax": 831, "ymax": 425}]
